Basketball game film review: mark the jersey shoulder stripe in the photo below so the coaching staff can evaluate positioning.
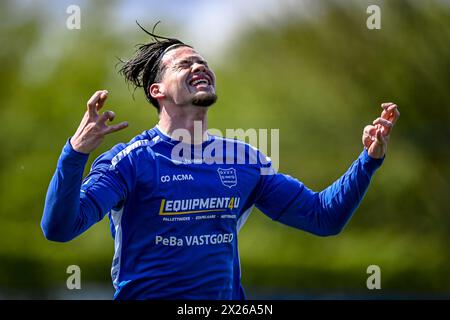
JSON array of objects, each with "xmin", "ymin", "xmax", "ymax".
[{"xmin": 110, "ymin": 135, "xmax": 162, "ymax": 169}]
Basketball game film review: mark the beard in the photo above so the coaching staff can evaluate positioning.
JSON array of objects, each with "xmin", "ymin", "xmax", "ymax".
[{"xmin": 192, "ymin": 91, "xmax": 218, "ymax": 107}]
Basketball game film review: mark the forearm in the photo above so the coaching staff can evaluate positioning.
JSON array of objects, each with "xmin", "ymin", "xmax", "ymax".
[
  {"xmin": 41, "ymin": 140, "xmax": 93, "ymax": 242},
  {"xmin": 276, "ymin": 149, "xmax": 383, "ymax": 236},
  {"xmin": 314, "ymin": 148, "xmax": 384, "ymax": 235},
  {"xmin": 257, "ymin": 103, "xmax": 398, "ymax": 236}
]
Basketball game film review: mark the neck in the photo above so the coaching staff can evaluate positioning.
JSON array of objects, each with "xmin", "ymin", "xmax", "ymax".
[{"xmin": 158, "ymin": 104, "xmax": 209, "ymax": 144}]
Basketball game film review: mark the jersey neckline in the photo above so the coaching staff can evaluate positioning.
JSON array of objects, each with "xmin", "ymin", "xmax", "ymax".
[{"xmin": 151, "ymin": 125, "xmax": 215, "ymax": 148}]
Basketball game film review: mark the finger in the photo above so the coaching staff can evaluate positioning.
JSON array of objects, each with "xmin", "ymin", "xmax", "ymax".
[
  {"xmin": 364, "ymin": 125, "xmax": 377, "ymax": 136},
  {"xmin": 87, "ymin": 90, "xmax": 105, "ymax": 116},
  {"xmin": 96, "ymin": 90, "xmax": 109, "ymax": 112},
  {"xmin": 381, "ymin": 102, "xmax": 394, "ymax": 110},
  {"xmin": 375, "ymin": 128, "xmax": 385, "ymax": 145},
  {"xmin": 363, "ymin": 133, "xmax": 373, "ymax": 147},
  {"xmin": 97, "ymin": 110, "xmax": 116, "ymax": 124},
  {"xmin": 363, "ymin": 125, "xmax": 378, "ymax": 148},
  {"xmin": 386, "ymin": 104, "xmax": 400, "ymax": 125},
  {"xmin": 373, "ymin": 117, "xmax": 392, "ymax": 127},
  {"xmin": 393, "ymin": 107, "xmax": 400, "ymax": 124},
  {"xmin": 381, "ymin": 103, "xmax": 396, "ymax": 116},
  {"xmin": 104, "ymin": 121, "xmax": 129, "ymax": 135},
  {"xmin": 373, "ymin": 117, "xmax": 393, "ymax": 135}
]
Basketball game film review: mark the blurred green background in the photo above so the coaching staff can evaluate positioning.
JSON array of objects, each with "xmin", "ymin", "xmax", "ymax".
[{"xmin": 1, "ymin": 0, "xmax": 449, "ymax": 299}]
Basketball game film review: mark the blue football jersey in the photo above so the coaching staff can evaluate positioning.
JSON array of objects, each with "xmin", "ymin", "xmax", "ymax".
[{"xmin": 42, "ymin": 125, "xmax": 383, "ymax": 299}]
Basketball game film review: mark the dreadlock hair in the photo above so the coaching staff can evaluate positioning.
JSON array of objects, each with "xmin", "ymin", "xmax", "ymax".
[{"xmin": 119, "ymin": 21, "xmax": 191, "ymax": 110}]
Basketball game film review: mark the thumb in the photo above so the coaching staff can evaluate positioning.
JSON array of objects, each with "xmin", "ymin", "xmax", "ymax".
[{"xmin": 376, "ymin": 128, "xmax": 385, "ymax": 145}]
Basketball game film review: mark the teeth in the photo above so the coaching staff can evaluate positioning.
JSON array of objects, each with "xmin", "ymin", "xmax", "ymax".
[{"xmin": 191, "ymin": 79, "xmax": 209, "ymax": 86}]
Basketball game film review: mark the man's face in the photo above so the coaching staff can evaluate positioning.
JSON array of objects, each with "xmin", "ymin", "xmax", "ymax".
[{"xmin": 157, "ymin": 46, "xmax": 217, "ymax": 107}]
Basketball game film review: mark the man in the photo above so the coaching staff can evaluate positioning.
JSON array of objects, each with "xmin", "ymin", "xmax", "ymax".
[{"xmin": 41, "ymin": 27, "xmax": 399, "ymax": 300}]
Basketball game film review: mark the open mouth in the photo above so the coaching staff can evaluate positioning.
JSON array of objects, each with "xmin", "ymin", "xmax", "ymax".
[{"xmin": 189, "ymin": 76, "xmax": 211, "ymax": 88}]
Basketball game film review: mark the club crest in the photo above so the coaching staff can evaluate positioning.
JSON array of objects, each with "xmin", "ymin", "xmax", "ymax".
[{"xmin": 217, "ymin": 168, "xmax": 237, "ymax": 188}]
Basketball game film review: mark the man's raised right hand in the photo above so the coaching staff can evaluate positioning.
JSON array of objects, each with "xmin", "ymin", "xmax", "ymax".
[{"xmin": 70, "ymin": 90, "xmax": 128, "ymax": 154}]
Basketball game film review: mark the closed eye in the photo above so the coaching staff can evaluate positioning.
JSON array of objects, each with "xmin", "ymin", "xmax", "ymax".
[
  {"xmin": 175, "ymin": 59, "xmax": 208, "ymax": 68},
  {"xmin": 176, "ymin": 60, "xmax": 191, "ymax": 69}
]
